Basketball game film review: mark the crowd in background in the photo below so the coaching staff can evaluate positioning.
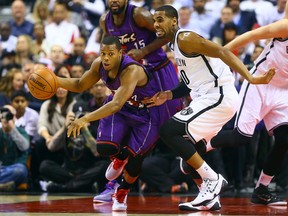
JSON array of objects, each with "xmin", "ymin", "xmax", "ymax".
[{"xmin": 0, "ymin": 0, "xmax": 287, "ymax": 194}]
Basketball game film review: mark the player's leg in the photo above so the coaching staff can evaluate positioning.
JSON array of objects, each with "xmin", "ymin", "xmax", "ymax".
[
  {"xmin": 251, "ymin": 125, "xmax": 288, "ymax": 206},
  {"xmin": 112, "ymin": 155, "xmax": 144, "ymax": 211}
]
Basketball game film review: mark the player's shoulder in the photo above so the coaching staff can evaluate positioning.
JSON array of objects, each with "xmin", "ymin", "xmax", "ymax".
[{"xmin": 133, "ymin": 6, "xmax": 152, "ymax": 20}]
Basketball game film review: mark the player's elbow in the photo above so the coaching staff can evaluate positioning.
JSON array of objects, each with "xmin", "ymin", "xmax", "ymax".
[{"xmin": 110, "ymin": 101, "xmax": 123, "ymax": 113}]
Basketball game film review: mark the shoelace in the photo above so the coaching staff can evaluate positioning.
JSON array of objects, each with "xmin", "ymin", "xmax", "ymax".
[
  {"xmin": 103, "ymin": 181, "xmax": 115, "ymax": 192},
  {"xmin": 199, "ymin": 179, "xmax": 213, "ymax": 197}
]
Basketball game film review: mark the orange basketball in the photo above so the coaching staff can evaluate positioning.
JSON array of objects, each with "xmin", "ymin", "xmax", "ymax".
[{"xmin": 27, "ymin": 67, "xmax": 58, "ymax": 100}]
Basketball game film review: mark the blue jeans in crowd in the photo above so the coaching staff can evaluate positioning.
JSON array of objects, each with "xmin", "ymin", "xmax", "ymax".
[{"xmin": 0, "ymin": 163, "xmax": 28, "ymax": 185}]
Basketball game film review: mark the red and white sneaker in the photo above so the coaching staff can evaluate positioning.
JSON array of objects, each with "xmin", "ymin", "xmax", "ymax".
[
  {"xmin": 106, "ymin": 157, "xmax": 129, "ymax": 180},
  {"xmin": 112, "ymin": 188, "xmax": 130, "ymax": 211}
]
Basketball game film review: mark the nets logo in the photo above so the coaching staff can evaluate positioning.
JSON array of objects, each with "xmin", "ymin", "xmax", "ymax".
[{"xmin": 180, "ymin": 107, "xmax": 193, "ymax": 115}]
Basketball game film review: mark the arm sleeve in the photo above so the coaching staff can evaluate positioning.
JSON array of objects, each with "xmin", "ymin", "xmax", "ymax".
[
  {"xmin": 9, "ymin": 127, "xmax": 30, "ymax": 151},
  {"xmin": 171, "ymin": 81, "xmax": 191, "ymax": 99}
]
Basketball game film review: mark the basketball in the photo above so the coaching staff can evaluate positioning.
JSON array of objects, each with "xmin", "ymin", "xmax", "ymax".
[{"xmin": 27, "ymin": 66, "xmax": 58, "ymax": 100}]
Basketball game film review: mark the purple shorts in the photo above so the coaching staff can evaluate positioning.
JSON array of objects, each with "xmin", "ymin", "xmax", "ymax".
[{"xmin": 97, "ymin": 105, "xmax": 160, "ymax": 156}]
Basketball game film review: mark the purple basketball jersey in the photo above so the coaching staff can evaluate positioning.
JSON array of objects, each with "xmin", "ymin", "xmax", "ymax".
[
  {"xmin": 97, "ymin": 55, "xmax": 161, "ymax": 155},
  {"xmin": 105, "ymin": 4, "xmax": 167, "ymax": 69}
]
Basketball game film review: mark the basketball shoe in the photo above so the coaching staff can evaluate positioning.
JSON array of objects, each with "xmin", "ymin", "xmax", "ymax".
[
  {"xmin": 106, "ymin": 157, "xmax": 129, "ymax": 180},
  {"xmin": 112, "ymin": 188, "xmax": 130, "ymax": 211},
  {"xmin": 179, "ymin": 195, "xmax": 221, "ymax": 211},
  {"xmin": 93, "ymin": 180, "xmax": 120, "ymax": 203},
  {"xmin": 191, "ymin": 174, "xmax": 228, "ymax": 206},
  {"xmin": 251, "ymin": 184, "xmax": 287, "ymax": 206}
]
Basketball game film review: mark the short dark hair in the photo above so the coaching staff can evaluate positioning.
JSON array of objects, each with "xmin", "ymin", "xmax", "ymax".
[
  {"xmin": 155, "ymin": 5, "xmax": 178, "ymax": 20},
  {"xmin": 101, "ymin": 36, "xmax": 121, "ymax": 51}
]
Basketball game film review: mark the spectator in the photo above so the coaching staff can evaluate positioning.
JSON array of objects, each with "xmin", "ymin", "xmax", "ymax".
[
  {"xmin": 0, "ymin": 68, "xmax": 24, "ymax": 107},
  {"xmin": 85, "ymin": 27, "xmax": 102, "ymax": 55},
  {"xmin": 64, "ymin": 37, "xmax": 86, "ymax": 67},
  {"xmin": 8, "ymin": 0, "xmax": 34, "ymax": 37},
  {"xmin": 39, "ymin": 110, "xmax": 109, "ymax": 193},
  {"xmin": 26, "ymin": 0, "xmax": 50, "ymax": 25},
  {"xmin": 45, "ymin": 2, "xmax": 80, "ymax": 54},
  {"xmin": 178, "ymin": 7, "xmax": 192, "ymax": 29},
  {"xmin": 30, "ymin": 70, "xmax": 75, "ymax": 187},
  {"xmin": 15, "ymin": 34, "xmax": 37, "ymax": 65},
  {"xmin": 70, "ymin": 64, "xmax": 85, "ymax": 78},
  {"xmin": 11, "ymin": 90, "xmax": 39, "ymax": 145},
  {"xmin": 0, "ymin": 22, "xmax": 18, "ymax": 55},
  {"xmin": 66, "ymin": 0, "xmax": 106, "ymax": 33},
  {"xmin": 188, "ymin": 0, "xmax": 218, "ymax": 39},
  {"xmin": 0, "ymin": 50, "xmax": 18, "ymax": 78},
  {"xmin": 46, "ymin": 45, "xmax": 66, "ymax": 71},
  {"xmin": 21, "ymin": 60, "xmax": 45, "ymax": 112},
  {"xmin": 32, "ymin": 22, "xmax": 51, "ymax": 59},
  {"xmin": 227, "ymin": 0, "xmax": 258, "ymax": 34},
  {"xmin": 0, "ymin": 105, "xmax": 29, "ymax": 191},
  {"xmin": 210, "ymin": 6, "xmax": 234, "ymax": 43}
]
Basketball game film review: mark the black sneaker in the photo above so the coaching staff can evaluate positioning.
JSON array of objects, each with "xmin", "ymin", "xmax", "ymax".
[{"xmin": 251, "ymin": 184, "xmax": 287, "ymax": 206}]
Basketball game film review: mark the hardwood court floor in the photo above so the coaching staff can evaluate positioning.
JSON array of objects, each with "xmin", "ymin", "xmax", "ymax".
[{"xmin": 0, "ymin": 192, "xmax": 287, "ymax": 216}]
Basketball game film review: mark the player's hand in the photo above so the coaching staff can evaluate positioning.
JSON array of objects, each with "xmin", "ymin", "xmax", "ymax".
[
  {"xmin": 142, "ymin": 91, "xmax": 169, "ymax": 108},
  {"xmin": 127, "ymin": 49, "xmax": 145, "ymax": 61},
  {"xmin": 250, "ymin": 68, "xmax": 275, "ymax": 84},
  {"xmin": 67, "ymin": 116, "xmax": 89, "ymax": 138}
]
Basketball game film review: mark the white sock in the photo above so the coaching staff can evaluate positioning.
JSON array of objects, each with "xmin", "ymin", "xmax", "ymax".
[
  {"xmin": 196, "ymin": 161, "xmax": 218, "ymax": 180},
  {"xmin": 256, "ymin": 170, "xmax": 273, "ymax": 188},
  {"xmin": 206, "ymin": 141, "xmax": 214, "ymax": 152}
]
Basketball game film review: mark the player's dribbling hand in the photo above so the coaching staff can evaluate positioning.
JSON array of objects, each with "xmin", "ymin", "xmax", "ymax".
[
  {"xmin": 251, "ymin": 68, "xmax": 276, "ymax": 84},
  {"xmin": 142, "ymin": 91, "xmax": 169, "ymax": 108},
  {"xmin": 67, "ymin": 116, "xmax": 89, "ymax": 138}
]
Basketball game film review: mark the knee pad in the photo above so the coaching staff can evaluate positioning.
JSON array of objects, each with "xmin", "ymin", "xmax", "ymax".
[
  {"xmin": 97, "ymin": 142, "xmax": 119, "ymax": 157},
  {"xmin": 125, "ymin": 155, "xmax": 144, "ymax": 177}
]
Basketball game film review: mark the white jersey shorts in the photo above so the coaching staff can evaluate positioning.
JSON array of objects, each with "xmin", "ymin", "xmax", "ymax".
[
  {"xmin": 236, "ymin": 80, "xmax": 288, "ymax": 136},
  {"xmin": 173, "ymin": 84, "xmax": 240, "ymax": 143}
]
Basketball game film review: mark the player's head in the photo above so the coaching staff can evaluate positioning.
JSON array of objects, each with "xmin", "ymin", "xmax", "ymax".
[
  {"xmin": 153, "ymin": 5, "xmax": 179, "ymax": 40},
  {"xmin": 107, "ymin": 0, "xmax": 128, "ymax": 15},
  {"xmin": 100, "ymin": 36, "xmax": 122, "ymax": 71}
]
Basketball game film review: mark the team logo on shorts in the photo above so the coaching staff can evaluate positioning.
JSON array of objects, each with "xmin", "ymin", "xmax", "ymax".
[{"xmin": 180, "ymin": 107, "xmax": 193, "ymax": 115}]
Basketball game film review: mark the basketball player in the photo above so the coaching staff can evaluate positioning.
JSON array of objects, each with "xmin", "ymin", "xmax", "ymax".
[
  {"xmin": 207, "ymin": 0, "xmax": 288, "ymax": 206},
  {"xmin": 99, "ymin": 0, "xmax": 181, "ymax": 184},
  {"xmin": 142, "ymin": 5, "xmax": 275, "ymax": 211},
  {"xmin": 56, "ymin": 36, "xmax": 161, "ymax": 211}
]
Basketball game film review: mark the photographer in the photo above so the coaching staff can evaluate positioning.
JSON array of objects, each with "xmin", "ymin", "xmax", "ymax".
[
  {"xmin": 39, "ymin": 110, "xmax": 109, "ymax": 193},
  {"xmin": 0, "ymin": 105, "xmax": 29, "ymax": 191}
]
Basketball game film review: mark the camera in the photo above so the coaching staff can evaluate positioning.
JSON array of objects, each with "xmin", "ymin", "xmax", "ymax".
[
  {"xmin": 0, "ymin": 107, "xmax": 14, "ymax": 121},
  {"xmin": 75, "ymin": 111, "xmax": 85, "ymax": 119}
]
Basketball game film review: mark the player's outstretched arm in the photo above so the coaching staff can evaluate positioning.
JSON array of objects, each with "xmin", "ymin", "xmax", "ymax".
[
  {"xmin": 178, "ymin": 32, "xmax": 275, "ymax": 84},
  {"xmin": 57, "ymin": 58, "xmax": 101, "ymax": 93},
  {"xmin": 67, "ymin": 64, "xmax": 147, "ymax": 138}
]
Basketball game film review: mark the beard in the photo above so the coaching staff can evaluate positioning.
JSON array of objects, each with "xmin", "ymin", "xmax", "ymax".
[{"xmin": 109, "ymin": 4, "xmax": 126, "ymax": 15}]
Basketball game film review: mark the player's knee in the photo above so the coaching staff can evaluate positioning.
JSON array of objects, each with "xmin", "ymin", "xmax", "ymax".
[
  {"xmin": 159, "ymin": 118, "xmax": 183, "ymax": 140},
  {"xmin": 97, "ymin": 142, "xmax": 119, "ymax": 157},
  {"xmin": 232, "ymin": 129, "xmax": 251, "ymax": 146},
  {"xmin": 125, "ymin": 156, "xmax": 143, "ymax": 177},
  {"xmin": 274, "ymin": 125, "xmax": 288, "ymax": 146}
]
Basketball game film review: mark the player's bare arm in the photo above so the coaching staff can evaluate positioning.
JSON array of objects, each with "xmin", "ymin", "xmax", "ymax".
[
  {"xmin": 225, "ymin": 19, "xmax": 288, "ymax": 51},
  {"xmin": 57, "ymin": 58, "xmax": 101, "ymax": 93},
  {"xmin": 99, "ymin": 12, "xmax": 109, "ymax": 39},
  {"xmin": 178, "ymin": 32, "xmax": 275, "ymax": 84},
  {"xmin": 127, "ymin": 7, "xmax": 169, "ymax": 60},
  {"xmin": 67, "ymin": 64, "xmax": 148, "ymax": 138}
]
